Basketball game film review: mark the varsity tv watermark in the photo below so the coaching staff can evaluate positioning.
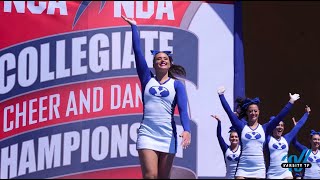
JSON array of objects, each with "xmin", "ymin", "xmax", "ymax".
[{"xmin": 281, "ymin": 149, "xmax": 312, "ymax": 172}]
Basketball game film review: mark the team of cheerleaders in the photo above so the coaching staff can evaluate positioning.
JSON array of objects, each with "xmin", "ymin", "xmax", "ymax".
[
  {"xmin": 214, "ymin": 86, "xmax": 320, "ymax": 179},
  {"xmin": 120, "ymin": 14, "xmax": 319, "ymax": 179}
]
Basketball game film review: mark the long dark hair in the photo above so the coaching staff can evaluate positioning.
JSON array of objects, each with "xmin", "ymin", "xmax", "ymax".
[
  {"xmin": 235, "ymin": 97, "xmax": 246, "ymax": 119},
  {"xmin": 153, "ymin": 54, "xmax": 186, "ymax": 79},
  {"xmin": 168, "ymin": 56, "xmax": 186, "ymax": 79}
]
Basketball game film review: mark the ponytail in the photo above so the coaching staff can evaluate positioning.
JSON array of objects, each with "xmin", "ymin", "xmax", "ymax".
[
  {"xmin": 168, "ymin": 56, "xmax": 186, "ymax": 79},
  {"xmin": 168, "ymin": 64, "xmax": 186, "ymax": 79},
  {"xmin": 235, "ymin": 97, "xmax": 246, "ymax": 119}
]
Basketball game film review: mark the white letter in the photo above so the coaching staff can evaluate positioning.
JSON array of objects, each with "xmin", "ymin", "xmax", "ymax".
[
  {"xmin": 79, "ymin": 89, "xmax": 90, "ymax": 114},
  {"xmin": 27, "ymin": 1, "xmax": 46, "ymax": 14},
  {"xmin": 63, "ymin": 131, "xmax": 80, "ymax": 166},
  {"xmin": 18, "ymin": 140, "xmax": 37, "ymax": 176},
  {"xmin": 122, "ymin": 32, "xmax": 135, "ymax": 68},
  {"xmin": 140, "ymin": 31, "xmax": 158, "ymax": 67},
  {"xmin": 156, "ymin": 1, "xmax": 175, "ymax": 20},
  {"xmin": 89, "ymin": 33, "xmax": 109, "ymax": 73},
  {"xmin": 91, "ymin": 126, "xmax": 109, "ymax": 160},
  {"xmin": 39, "ymin": 96, "xmax": 48, "ymax": 122},
  {"xmin": 15, "ymin": 101, "xmax": 27, "ymax": 129},
  {"xmin": 93, "ymin": 87, "xmax": 103, "ymax": 112},
  {"xmin": 49, "ymin": 94, "xmax": 60, "ymax": 120},
  {"xmin": 28, "ymin": 98, "xmax": 38, "ymax": 125},
  {"xmin": 38, "ymin": 134, "xmax": 62, "ymax": 170},
  {"xmin": 122, "ymin": 84, "xmax": 134, "ymax": 108},
  {"xmin": 114, "ymin": 1, "xmax": 134, "ymax": 18},
  {"xmin": 18, "ymin": 47, "xmax": 38, "ymax": 87},
  {"xmin": 4, "ymin": 105, "xmax": 14, "ymax": 132},
  {"xmin": 1, "ymin": 144, "xmax": 18, "ymax": 179},
  {"xmin": 135, "ymin": 83, "xmax": 142, "ymax": 107},
  {"xmin": 56, "ymin": 40, "xmax": 70, "ymax": 79},
  {"xmin": 66, "ymin": 91, "xmax": 78, "ymax": 117},
  {"xmin": 72, "ymin": 37, "xmax": 87, "ymax": 76},
  {"xmin": 111, "ymin": 32, "xmax": 121, "ymax": 70},
  {"xmin": 136, "ymin": 1, "xmax": 154, "ymax": 19},
  {"xmin": 81, "ymin": 129, "xmax": 90, "ymax": 163},
  {"xmin": 40, "ymin": 43, "xmax": 55, "ymax": 82},
  {"xmin": 4, "ymin": 1, "xmax": 25, "ymax": 13},
  {"xmin": 47, "ymin": 1, "xmax": 68, "ymax": 15},
  {"xmin": 111, "ymin": 124, "xmax": 128, "ymax": 158},
  {"xmin": 110, "ymin": 85, "xmax": 121, "ymax": 109},
  {"xmin": 159, "ymin": 31, "xmax": 173, "ymax": 53},
  {"xmin": 0, "ymin": 53, "xmax": 16, "ymax": 94},
  {"xmin": 129, "ymin": 123, "xmax": 140, "ymax": 157}
]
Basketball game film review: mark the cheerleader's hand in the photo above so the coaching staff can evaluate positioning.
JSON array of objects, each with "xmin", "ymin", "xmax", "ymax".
[
  {"xmin": 289, "ymin": 93, "xmax": 300, "ymax": 104},
  {"xmin": 305, "ymin": 105, "xmax": 311, "ymax": 114},
  {"xmin": 121, "ymin": 15, "xmax": 137, "ymax": 25},
  {"xmin": 180, "ymin": 131, "xmax": 191, "ymax": 149},
  {"xmin": 211, "ymin": 115, "xmax": 221, "ymax": 121},
  {"xmin": 217, "ymin": 86, "xmax": 226, "ymax": 95}
]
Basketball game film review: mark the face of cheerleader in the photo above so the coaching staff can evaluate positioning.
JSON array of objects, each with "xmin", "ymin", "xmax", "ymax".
[
  {"xmin": 310, "ymin": 134, "xmax": 320, "ymax": 150},
  {"xmin": 246, "ymin": 104, "xmax": 260, "ymax": 124},
  {"xmin": 153, "ymin": 52, "xmax": 171, "ymax": 73},
  {"xmin": 229, "ymin": 132, "xmax": 239, "ymax": 146},
  {"xmin": 272, "ymin": 121, "xmax": 284, "ymax": 139}
]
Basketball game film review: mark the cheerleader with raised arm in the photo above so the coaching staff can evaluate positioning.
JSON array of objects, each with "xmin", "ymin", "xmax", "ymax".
[
  {"xmin": 266, "ymin": 105, "xmax": 311, "ymax": 179},
  {"xmin": 212, "ymin": 115, "xmax": 241, "ymax": 179}
]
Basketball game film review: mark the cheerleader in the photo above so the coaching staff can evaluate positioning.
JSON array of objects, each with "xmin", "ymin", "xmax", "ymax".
[
  {"xmin": 292, "ymin": 117, "xmax": 320, "ymax": 179},
  {"xmin": 266, "ymin": 105, "xmax": 311, "ymax": 179},
  {"xmin": 212, "ymin": 115, "xmax": 241, "ymax": 179},
  {"xmin": 122, "ymin": 15, "xmax": 191, "ymax": 179}
]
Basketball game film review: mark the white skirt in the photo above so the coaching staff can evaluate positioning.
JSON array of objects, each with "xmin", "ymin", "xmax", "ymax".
[
  {"xmin": 136, "ymin": 118, "xmax": 177, "ymax": 154},
  {"xmin": 267, "ymin": 166, "xmax": 293, "ymax": 179},
  {"xmin": 235, "ymin": 155, "xmax": 266, "ymax": 178}
]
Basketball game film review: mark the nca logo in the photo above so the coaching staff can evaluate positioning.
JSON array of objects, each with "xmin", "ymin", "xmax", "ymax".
[
  {"xmin": 149, "ymin": 86, "xmax": 169, "ymax": 97},
  {"xmin": 73, "ymin": 1, "xmax": 175, "ymax": 28},
  {"xmin": 3, "ymin": 1, "xmax": 68, "ymax": 15},
  {"xmin": 3, "ymin": 1, "xmax": 175, "ymax": 29}
]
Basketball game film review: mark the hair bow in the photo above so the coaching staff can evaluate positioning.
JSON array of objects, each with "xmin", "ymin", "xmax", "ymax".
[
  {"xmin": 310, "ymin": 129, "xmax": 320, "ymax": 136},
  {"xmin": 150, "ymin": 50, "xmax": 172, "ymax": 56},
  {"xmin": 228, "ymin": 126, "xmax": 237, "ymax": 133},
  {"xmin": 241, "ymin": 97, "xmax": 260, "ymax": 110}
]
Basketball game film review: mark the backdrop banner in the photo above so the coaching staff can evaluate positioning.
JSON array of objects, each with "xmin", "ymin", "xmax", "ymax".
[{"xmin": 0, "ymin": 1, "xmax": 244, "ymax": 178}]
